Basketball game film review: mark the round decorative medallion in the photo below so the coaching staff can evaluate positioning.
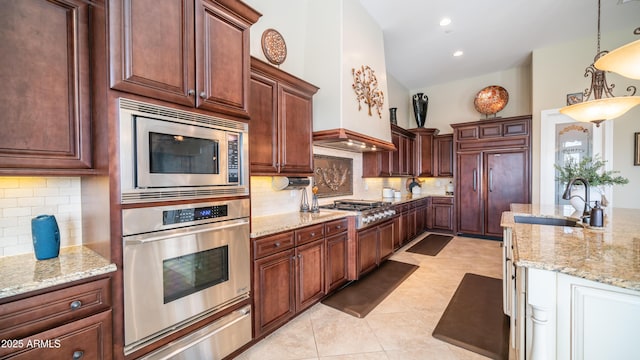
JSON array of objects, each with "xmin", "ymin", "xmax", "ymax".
[
  {"xmin": 261, "ymin": 28, "xmax": 287, "ymax": 65},
  {"xmin": 474, "ymin": 85, "xmax": 509, "ymax": 117}
]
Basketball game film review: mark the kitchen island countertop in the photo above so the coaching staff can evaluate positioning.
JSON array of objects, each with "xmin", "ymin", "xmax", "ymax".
[
  {"xmin": 0, "ymin": 245, "xmax": 116, "ymax": 300},
  {"xmin": 501, "ymin": 204, "xmax": 640, "ymax": 291}
]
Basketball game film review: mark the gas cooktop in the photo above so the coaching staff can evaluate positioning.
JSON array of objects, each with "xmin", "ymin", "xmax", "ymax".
[{"xmin": 319, "ymin": 199, "xmax": 395, "ymax": 229}]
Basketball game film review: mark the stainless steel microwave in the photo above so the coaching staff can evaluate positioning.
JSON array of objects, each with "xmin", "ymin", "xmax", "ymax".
[{"xmin": 119, "ymin": 99, "xmax": 248, "ymax": 203}]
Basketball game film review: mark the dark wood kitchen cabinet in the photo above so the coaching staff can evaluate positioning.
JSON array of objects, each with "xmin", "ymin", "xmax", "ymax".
[
  {"xmin": 430, "ymin": 196, "xmax": 454, "ymax": 233},
  {"xmin": 249, "ymin": 57, "xmax": 319, "ymax": 176},
  {"xmin": 362, "ymin": 124, "xmax": 415, "ymax": 177},
  {"xmin": 434, "ymin": 134, "xmax": 454, "ymax": 177},
  {"xmin": 325, "ymin": 218, "xmax": 349, "ymax": 293},
  {"xmin": 452, "ymin": 116, "xmax": 531, "ymax": 238},
  {"xmin": 0, "ymin": 0, "xmax": 106, "ymax": 174},
  {"xmin": 109, "ymin": 0, "xmax": 260, "ymax": 118},
  {"xmin": 355, "ymin": 218, "xmax": 397, "ymax": 278},
  {"xmin": 409, "ymin": 128, "xmax": 439, "ymax": 177},
  {"xmin": 253, "ymin": 223, "xmax": 326, "ymax": 337},
  {"xmin": 0, "ymin": 276, "xmax": 113, "ymax": 359}
]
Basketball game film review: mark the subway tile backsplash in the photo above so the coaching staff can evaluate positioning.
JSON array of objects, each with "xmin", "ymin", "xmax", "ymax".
[{"xmin": 0, "ymin": 177, "xmax": 82, "ymax": 257}]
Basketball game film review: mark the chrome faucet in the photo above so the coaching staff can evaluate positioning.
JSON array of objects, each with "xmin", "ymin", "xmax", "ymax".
[{"xmin": 562, "ymin": 177, "xmax": 590, "ymax": 222}]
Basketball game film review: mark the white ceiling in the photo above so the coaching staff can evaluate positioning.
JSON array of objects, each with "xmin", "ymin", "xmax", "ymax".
[{"xmin": 359, "ymin": 0, "xmax": 640, "ymax": 90}]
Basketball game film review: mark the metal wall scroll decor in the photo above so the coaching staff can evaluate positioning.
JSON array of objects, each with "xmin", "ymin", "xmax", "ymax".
[
  {"xmin": 352, "ymin": 65, "xmax": 384, "ymax": 118},
  {"xmin": 313, "ymin": 155, "xmax": 353, "ymax": 198}
]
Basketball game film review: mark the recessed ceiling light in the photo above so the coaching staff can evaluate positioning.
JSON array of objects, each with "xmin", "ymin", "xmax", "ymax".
[
  {"xmin": 453, "ymin": 50, "xmax": 464, "ymax": 57},
  {"xmin": 439, "ymin": 17, "xmax": 452, "ymax": 26}
]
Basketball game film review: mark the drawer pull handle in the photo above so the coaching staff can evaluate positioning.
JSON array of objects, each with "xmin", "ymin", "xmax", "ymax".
[
  {"xmin": 70, "ymin": 300, "xmax": 82, "ymax": 310},
  {"xmin": 336, "ymin": 225, "xmax": 342, "ymax": 229},
  {"xmin": 274, "ymin": 242, "xmax": 280, "ymax": 247},
  {"xmin": 72, "ymin": 350, "xmax": 84, "ymax": 359},
  {"xmin": 310, "ymin": 232, "xmax": 315, "ymax": 236}
]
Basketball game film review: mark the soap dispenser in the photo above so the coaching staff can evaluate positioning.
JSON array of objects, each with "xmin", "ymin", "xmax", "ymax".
[{"xmin": 589, "ymin": 201, "xmax": 604, "ymax": 228}]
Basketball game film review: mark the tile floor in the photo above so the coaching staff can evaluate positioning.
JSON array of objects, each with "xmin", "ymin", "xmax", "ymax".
[{"xmin": 237, "ymin": 233, "xmax": 504, "ymax": 360}]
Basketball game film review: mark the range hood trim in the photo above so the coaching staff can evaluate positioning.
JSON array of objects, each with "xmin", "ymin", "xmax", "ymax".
[{"xmin": 313, "ymin": 128, "xmax": 396, "ymax": 152}]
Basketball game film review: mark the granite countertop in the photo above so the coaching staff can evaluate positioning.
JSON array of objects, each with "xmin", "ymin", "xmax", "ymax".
[
  {"xmin": 501, "ymin": 204, "xmax": 640, "ymax": 291},
  {"xmin": 0, "ymin": 245, "xmax": 117, "ymax": 300},
  {"xmin": 251, "ymin": 210, "xmax": 350, "ymax": 238}
]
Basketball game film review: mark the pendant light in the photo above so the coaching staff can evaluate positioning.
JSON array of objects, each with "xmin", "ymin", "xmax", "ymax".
[
  {"xmin": 559, "ymin": 0, "xmax": 640, "ymax": 127},
  {"xmin": 594, "ymin": 27, "xmax": 640, "ymax": 80}
]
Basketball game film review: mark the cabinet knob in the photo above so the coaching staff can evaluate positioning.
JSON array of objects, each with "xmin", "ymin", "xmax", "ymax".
[
  {"xmin": 188, "ymin": 89, "xmax": 195, "ymax": 96},
  {"xmin": 274, "ymin": 242, "xmax": 280, "ymax": 247},
  {"xmin": 69, "ymin": 300, "xmax": 82, "ymax": 310},
  {"xmin": 199, "ymin": 91, "xmax": 206, "ymax": 99},
  {"xmin": 72, "ymin": 350, "xmax": 84, "ymax": 359},
  {"xmin": 310, "ymin": 232, "xmax": 315, "ymax": 237},
  {"xmin": 336, "ymin": 225, "xmax": 342, "ymax": 229}
]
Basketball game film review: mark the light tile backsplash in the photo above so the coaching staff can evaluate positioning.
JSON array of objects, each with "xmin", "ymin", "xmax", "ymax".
[
  {"xmin": 0, "ymin": 177, "xmax": 82, "ymax": 257},
  {"xmin": 250, "ymin": 146, "xmax": 453, "ymax": 218}
]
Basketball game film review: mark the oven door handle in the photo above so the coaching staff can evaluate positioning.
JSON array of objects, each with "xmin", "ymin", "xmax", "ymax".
[{"xmin": 124, "ymin": 218, "xmax": 249, "ymax": 245}]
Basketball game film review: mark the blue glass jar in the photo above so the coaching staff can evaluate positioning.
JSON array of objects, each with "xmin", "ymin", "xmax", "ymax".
[{"xmin": 31, "ymin": 215, "xmax": 60, "ymax": 260}]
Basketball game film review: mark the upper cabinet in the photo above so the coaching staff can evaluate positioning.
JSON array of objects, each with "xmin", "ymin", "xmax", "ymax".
[
  {"xmin": 0, "ymin": 0, "xmax": 106, "ymax": 174},
  {"xmin": 109, "ymin": 0, "xmax": 260, "ymax": 118},
  {"xmin": 434, "ymin": 134, "xmax": 454, "ymax": 177},
  {"xmin": 363, "ymin": 124, "xmax": 415, "ymax": 177},
  {"xmin": 409, "ymin": 128, "xmax": 438, "ymax": 177},
  {"xmin": 249, "ymin": 58, "xmax": 319, "ymax": 176}
]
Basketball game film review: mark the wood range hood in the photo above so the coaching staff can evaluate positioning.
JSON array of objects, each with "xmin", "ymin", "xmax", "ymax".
[{"xmin": 313, "ymin": 128, "xmax": 396, "ymax": 153}]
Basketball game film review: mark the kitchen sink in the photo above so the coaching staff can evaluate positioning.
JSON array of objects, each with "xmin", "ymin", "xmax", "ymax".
[{"xmin": 513, "ymin": 215, "xmax": 583, "ymax": 227}]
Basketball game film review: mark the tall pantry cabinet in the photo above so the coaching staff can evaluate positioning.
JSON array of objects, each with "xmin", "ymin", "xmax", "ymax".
[{"xmin": 452, "ymin": 116, "xmax": 531, "ymax": 238}]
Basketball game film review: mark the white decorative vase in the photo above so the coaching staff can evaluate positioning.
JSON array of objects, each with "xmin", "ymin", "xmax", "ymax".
[{"xmin": 568, "ymin": 185, "xmax": 603, "ymax": 212}]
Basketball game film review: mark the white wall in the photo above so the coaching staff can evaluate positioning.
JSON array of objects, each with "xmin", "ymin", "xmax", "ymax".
[
  {"xmin": 409, "ymin": 64, "xmax": 532, "ymax": 134},
  {"xmin": 532, "ymin": 29, "xmax": 640, "ymax": 209},
  {"xmin": 387, "ymin": 73, "xmax": 412, "ymax": 129}
]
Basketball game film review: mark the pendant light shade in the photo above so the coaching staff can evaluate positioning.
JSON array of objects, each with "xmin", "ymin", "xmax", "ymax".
[
  {"xmin": 560, "ymin": 96, "xmax": 640, "ymax": 124},
  {"xmin": 558, "ymin": 1, "xmax": 639, "ymax": 127},
  {"xmin": 594, "ymin": 37, "xmax": 640, "ymax": 80}
]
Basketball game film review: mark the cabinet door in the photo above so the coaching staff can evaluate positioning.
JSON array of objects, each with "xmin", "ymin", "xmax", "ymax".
[
  {"xmin": 357, "ymin": 227, "xmax": 378, "ymax": 277},
  {"xmin": 0, "ymin": 310, "xmax": 112, "ymax": 360},
  {"xmin": 195, "ymin": 0, "xmax": 252, "ymax": 118},
  {"xmin": 248, "ymin": 72, "xmax": 279, "ymax": 174},
  {"xmin": 378, "ymin": 220, "xmax": 395, "ymax": 262},
  {"xmin": 253, "ymin": 249, "xmax": 295, "ymax": 336},
  {"xmin": 434, "ymin": 135, "xmax": 454, "ymax": 177},
  {"xmin": 415, "ymin": 132, "xmax": 435, "ymax": 177},
  {"xmin": 432, "ymin": 203, "xmax": 454, "ymax": 232},
  {"xmin": 457, "ymin": 152, "xmax": 484, "ymax": 235},
  {"xmin": 0, "ymin": 0, "xmax": 93, "ymax": 170},
  {"xmin": 390, "ymin": 132, "xmax": 401, "ymax": 175},
  {"xmin": 278, "ymin": 83, "xmax": 314, "ymax": 175},
  {"xmin": 326, "ymin": 232, "xmax": 348, "ymax": 293},
  {"xmin": 296, "ymin": 239, "xmax": 325, "ymax": 311},
  {"xmin": 485, "ymin": 149, "xmax": 530, "ymax": 237},
  {"xmin": 109, "ymin": 0, "xmax": 195, "ymax": 107}
]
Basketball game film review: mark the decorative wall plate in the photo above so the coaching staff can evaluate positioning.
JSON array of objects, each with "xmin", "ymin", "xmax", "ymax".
[
  {"xmin": 474, "ymin": 85, "xmax": 509, "ymax": 117},
  {"xmin": 261, "ymin": 28, "xmax": 287, "ymax": 65}
]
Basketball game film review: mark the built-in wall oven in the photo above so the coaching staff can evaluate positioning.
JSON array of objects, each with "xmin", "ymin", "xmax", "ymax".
[
  {"xmin": 122, "ymin": 199, "xmax": 251, "ymax": 358},
  {"xmin": 119, "ymin": 98, "xmax": 249, "ymax": 204}
]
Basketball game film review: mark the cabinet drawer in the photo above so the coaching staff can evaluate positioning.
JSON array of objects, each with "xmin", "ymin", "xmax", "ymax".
[
  {"xmin": 295, "ymin": 224, "xmax": 324, "ymax": 245},
  {"xmin": 431, "ymin": 196, "xmax": 454, "ymax": 205},
  {"xmin": 324, "ymin": 218, "xmax": 348, "ymax": 237},
  {"xmin": 0, "ymin": 277, "xmax": 111, "ymax": 341},
  {"xmin": 0, "ymin": 309, "xmax": 112, "ymax": 359},
  {"xmin": 253, "ymin": 232, "xmax": 295, "ymax": 259}
]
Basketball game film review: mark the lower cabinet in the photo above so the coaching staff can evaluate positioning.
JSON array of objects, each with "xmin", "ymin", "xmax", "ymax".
[
  {"xmin": 253, "ymin": 219, "xmax": 348, "ymax": 338},
  {"xmin": 0, "ymin": 276, "xmax": 113, "ymax": 359},
  {"xmin": 430, "ymin": 196, "xmax": 454, "ymax": 233},
  {"xmin": 355, "ymin": 218, "xmax": 397, "ymax": 279},
  {"xmin": 516, "ymin": 268, "xmax": 640, "ymax": 360}
]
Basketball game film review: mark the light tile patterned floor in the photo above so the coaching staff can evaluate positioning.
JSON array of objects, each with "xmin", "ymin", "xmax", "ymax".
[{"xmin": 237, "ymin": 234, "xmax": 504, "ymax": 360}]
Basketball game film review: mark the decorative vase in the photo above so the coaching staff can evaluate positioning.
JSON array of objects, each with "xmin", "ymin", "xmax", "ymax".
[
  {"xmin": 31, "ymin": 215, "xmax": 60, "ymax": 260},
  {"xmin": 389, "ymin": 107, "xmax": 398, "ymax": 125},
  {"xmin": 412, "ymin": 93, "xmax": 429, "ymax": 127}
]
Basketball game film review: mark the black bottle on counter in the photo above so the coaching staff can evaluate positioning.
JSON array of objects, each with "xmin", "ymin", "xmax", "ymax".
[{"xmin": 589, "ymin": 201, "xmax": 604, "ymax": 228}]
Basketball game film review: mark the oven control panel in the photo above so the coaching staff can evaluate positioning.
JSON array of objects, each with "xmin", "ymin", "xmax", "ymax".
[{"xmin": 163, "ymin": 205, "xmax": 228, "ymax": 225}]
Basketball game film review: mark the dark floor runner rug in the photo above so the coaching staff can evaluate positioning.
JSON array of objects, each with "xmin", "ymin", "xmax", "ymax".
[
  {"xmin": 321, "ymin": 260, "xmax": 418, "ymax": 318},
  {"xmin": 432, "ymin": 273, "xmax": 509, "ymax": 360},
  {"xmin": 406, "ymin": 234, "xmax": 453, "ymax": 256}
]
